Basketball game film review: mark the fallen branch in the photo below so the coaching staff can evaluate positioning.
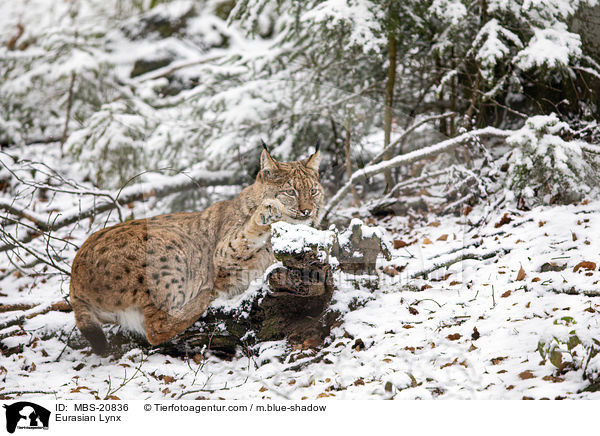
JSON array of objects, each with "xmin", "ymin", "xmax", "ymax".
[
  {"xmin": 0, "ymin": 391, "xmax": 57, "ymax": 399},
  {"xmin": 0, "ymin": 199, "xmax": 49, "ymax": 231},
  {"xmin": 0, "ymin": 300, "xmax": 71, "ymax": 332},
  {"xmin": 410, "ymin": 248, "xmax": 508, "ymax": 279},
  {"xmin": 549, "ymin": 288, "xmax": 600, "ymax": 298},
  {"xmin": 321, "ymin": 126, "xmax": 513, "ymax": 222}
]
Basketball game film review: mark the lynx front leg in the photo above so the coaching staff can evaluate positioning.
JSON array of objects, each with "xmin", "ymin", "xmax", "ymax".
[
  {"xmin": 254, "ymin": 198, "xmax": 283, "ymax": 227},
  {"xmin": 213, "ymin": 199, "xmax": 282, "ymax": 295}
]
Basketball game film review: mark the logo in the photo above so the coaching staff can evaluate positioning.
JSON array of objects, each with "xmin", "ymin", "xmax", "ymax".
[{"xmin": 3, "ymin": 402, "xmax": 50, "ymax": 433}]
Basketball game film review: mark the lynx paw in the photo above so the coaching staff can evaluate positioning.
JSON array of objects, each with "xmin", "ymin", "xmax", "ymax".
[{"xmin": 256, "ymin": 199, "xmax": 283, "ymax": 226}]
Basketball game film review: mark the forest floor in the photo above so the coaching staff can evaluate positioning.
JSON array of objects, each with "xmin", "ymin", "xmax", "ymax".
[{"xmin": 2, "ymin": 190, "xmax": 599, "ymax": 400}]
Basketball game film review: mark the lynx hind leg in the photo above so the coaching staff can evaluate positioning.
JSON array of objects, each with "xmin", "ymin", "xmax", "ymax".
[
  {"xmin": 71, "ymin": 296, "xmax": 109, "ymax": 356},
  {"xmin": 255, "ymin": 198, "xmax": 284, "ymax": 226},
  {"xmin": 142, "ymin": 304, "xmax": 200, "ymax": 346}
]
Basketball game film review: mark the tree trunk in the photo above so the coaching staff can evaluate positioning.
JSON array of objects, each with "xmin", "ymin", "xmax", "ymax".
[{"xmin": 383, "ymin": 23, "xmax": 397, "ymax": 192}]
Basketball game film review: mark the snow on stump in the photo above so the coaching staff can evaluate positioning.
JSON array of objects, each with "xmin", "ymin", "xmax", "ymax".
[{"xmin": 160, "ymin": 219, "xmax": 391, "ymax": 356}]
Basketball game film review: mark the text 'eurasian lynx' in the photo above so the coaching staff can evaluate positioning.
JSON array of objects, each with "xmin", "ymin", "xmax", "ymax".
[{"xmin": 70, "ymin": 147, "xmax": 323, "ymax": 355}]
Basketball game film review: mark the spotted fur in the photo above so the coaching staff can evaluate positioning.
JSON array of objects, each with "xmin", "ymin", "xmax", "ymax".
[{"xmin": 70, "ymin": 149, "xmax": 323, "ymax": 354}]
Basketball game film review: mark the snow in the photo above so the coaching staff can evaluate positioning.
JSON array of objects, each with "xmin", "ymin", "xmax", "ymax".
[
  {"xmin": 300, "ymin": 0, "xmax": 385, "ymax": 55},
  {"xmin": 271, "ymin": 221, "xmax": 336, "ymax": 262},
  {"xmin": 429, "ymin": 0, "xmax": 467, "ymax": 26},
  {"xmin": 3, "ymin": 192, "xmax": 600, "ymax": 399},
  {"xmin": 516, "ymin": 23, "xmax": 582, "ymax": 70}
]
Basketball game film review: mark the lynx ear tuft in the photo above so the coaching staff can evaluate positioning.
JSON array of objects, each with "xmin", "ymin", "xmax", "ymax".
[
  {"xmin": 304, "ymin": 149, "xmax": 321, "ymax": 172},
  {"xmin": 260, "ymin": 146, "xmax": 278, "ymax": 172}
]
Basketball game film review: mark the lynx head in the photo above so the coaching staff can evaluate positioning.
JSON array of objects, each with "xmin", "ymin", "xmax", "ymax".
[{"xmin": 256, "ymin": 142, "xmax": 324, "ymax": 226}]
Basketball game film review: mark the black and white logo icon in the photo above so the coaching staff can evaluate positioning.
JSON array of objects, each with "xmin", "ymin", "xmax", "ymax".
[{"xmin": 3, "ymin": 402, "xmax": 50, "ymax": 433}]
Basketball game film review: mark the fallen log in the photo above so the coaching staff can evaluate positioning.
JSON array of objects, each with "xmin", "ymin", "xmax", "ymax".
[{"xmin": 157, "ymin": 220, "xmax": 391, "ymax": 357}]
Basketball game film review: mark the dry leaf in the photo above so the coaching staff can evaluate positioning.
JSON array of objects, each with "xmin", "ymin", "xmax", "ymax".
[
  {"xmin": 519, "ymin": 370, "xmax": 535, "ymax": 380},
  {"xmin": 428, "ymin": 221, "xmax": 441, "ymax": 227},
  {"xmin": 162, "ymin": 375, "xmax": 174, "ymax": 384},
  {"xmin": 70, "ymin": 386, "xmax": 90, "ymax": 393},
  {"xmin": 259, "ymin": 386, "xmax": 268, "ymax": 392},
  {"xmin": 516, "ymin": 266, "xmax": 526, "ymax": 281},
  {"xmin": 501, "ymin": 290, "xmax": 511, "ymax": 298},
  {"xmin": 573, "ymin": 261, "xmax": 596, "ymax": 272},
  {"xmin": 447, "ymin": 333, "xmax": 461, "ymax": 341},
  {"xmin": 441, "ymin": 358, "xmax": 458, "ymax": 369},
  {"xmin": 532, "ymin": 277, "xmax": 540, "ymax": 282},
  {"xmin": 382, "ymin": 266, "xmax": 399, "ymax": 277},
  {"xmin": 494, "ymin": 213, "xmax": 512, "ymax": 228},
  {"xmin": 437, "ymin": 234, "xmax": 448, "ymax": 241},
  {"xmin": 393, "ymin": 239, "xmax": 407, "ymax": 249},
  {"xmin": 408, "ymin": 306, "xmax": 419, "ymax": 315},
  {"xmin": 491, "ymin": 356, "xmax": 507, "ymax": 365},
  {"xmin": 542, "ymin": 375, "xmax": 564, "ymax": 383},
  {"xmin": 422, "ymin": 238, "xmax": 433, "ymax": 245}
]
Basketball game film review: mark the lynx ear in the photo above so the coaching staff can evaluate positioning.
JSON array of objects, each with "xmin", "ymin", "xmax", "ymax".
[
  {"xmin": 304, "ymin": 146, "xmax": 321, "ymax": 172},
  {"xmin": 260, "ymin": 146, "xmax": 279, "ymax": 172}
]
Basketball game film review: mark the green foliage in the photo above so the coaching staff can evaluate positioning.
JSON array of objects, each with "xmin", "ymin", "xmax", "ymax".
[
  {"xmin": 537, "ymin": 318, "xmax": 600, "ymax": 385},
  {"xmin": 506, "ymin": 114, "xmax": 598, "ymax": 207}
]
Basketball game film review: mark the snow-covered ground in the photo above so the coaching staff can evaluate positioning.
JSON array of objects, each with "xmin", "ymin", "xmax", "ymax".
[{"xmin": 2, "ymin": 197, "xmax": 599, "ymax": 400}]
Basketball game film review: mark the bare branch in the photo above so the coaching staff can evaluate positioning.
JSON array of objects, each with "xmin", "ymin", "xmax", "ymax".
[
  {"xmin": 320, "ymin": 126, "xmax": 514, "ymax": 222},
  {"xmin": 0, "ymin": 167, "xmax": 244, "ymax": 254}
]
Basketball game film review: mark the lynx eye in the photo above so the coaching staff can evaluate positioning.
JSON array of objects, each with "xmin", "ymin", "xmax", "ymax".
[
  {"xmin": 284, "ymin": 189, "xmax": 297, "ymax": 196},
  {"xmin": 310, "ymin": 187, "xmax": 320, "ymax": 196}
]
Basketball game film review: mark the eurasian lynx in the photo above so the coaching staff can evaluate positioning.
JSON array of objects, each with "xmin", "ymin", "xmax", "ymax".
[{"xmin": 70, "ymin": 146, "xmax": 323, "ymax": 355}]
